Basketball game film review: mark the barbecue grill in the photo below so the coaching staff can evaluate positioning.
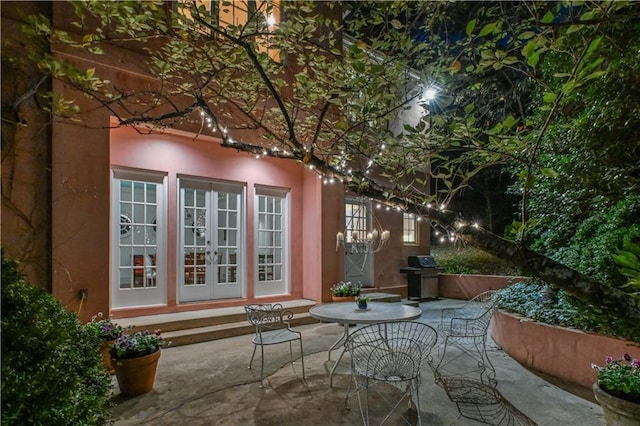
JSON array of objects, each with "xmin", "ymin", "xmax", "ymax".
[{"xmin": 400, "ymin": 255, "xmax": 443, "ymax": 300}]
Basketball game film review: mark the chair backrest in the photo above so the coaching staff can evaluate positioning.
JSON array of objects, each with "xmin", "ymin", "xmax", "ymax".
[
  {"xmin": 444, "ymin": 290, "xmax": 499, "ymax": 337},
  {"xmin": 244, "ymin": 304, "xmax": 290, "ymax": 332},
  {"xmin": 470, "ymin": 290, "xmax": 498, "ymax": 304},
  {"xmin": 346, "ymin": 321, "xmax": 438, "ymax": 378}
]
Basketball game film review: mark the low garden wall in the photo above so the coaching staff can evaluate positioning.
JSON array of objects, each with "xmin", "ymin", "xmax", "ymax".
[
  {"xmin": 438, "ymin": 274, "xmax": 527, "ymax": 300},
  {"xmin": 491, "ymin": 309, "xmax": 640, "ymax": 389}
]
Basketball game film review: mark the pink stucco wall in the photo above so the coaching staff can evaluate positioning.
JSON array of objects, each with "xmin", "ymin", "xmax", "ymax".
[
  {"xmin": 109, "ymin": 125, "xmax": 321, "ymax": 315},
  {"xmin": 438, "ymin": 274, "xmax": 527, "ymax": 299},
  {"xmin": 491, "ymin": 309, "xmax": 640, "ymax": 389}
]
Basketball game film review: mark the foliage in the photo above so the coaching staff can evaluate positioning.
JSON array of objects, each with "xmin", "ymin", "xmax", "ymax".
[
  {"xmin": 1, "ymin": 253, "xmax": 111, "ymax": 425},
  {"xmin": 109, "ymin": 330, "xmax": 165, "ymax": 360},
  {"xmin": 355, "ymin": 295, "xmax": 370, "ymax": 304},
  {"xmin": 523, "ymin": 14, "xmax": 640, "ymax": 289},
  {"xmin": 613, "ymin": 236, "xmax": 640, "ymax": 292},
  {"xmin": 592, "ymin": 354, "xmax": 640, "ymax": 404},
  {"xmin": 85, "ymin": 312, "xmax": 125, "ymax": 342},
  {"xmin": 529, "ymin": 196, "xmax": 640, "ymax": 287},
  {"xmin": 497, "ymin": 281, "xmax": 640, "ymax": 343},
  {"xmin": 330, "ymin": 281, "xmax": 361, "ymax": 297},
  {"xmin": 432, "ymin": 245, "xmax": 521, "ymax": 276}
]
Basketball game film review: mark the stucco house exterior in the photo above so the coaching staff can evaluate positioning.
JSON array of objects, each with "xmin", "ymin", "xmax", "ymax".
[{"xmin": 1, "ymin": 1, "xmax": 431, "ymax": 322}]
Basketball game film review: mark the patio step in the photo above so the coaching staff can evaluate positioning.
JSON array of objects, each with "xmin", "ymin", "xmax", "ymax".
[
  {"xmin": 116, "ymin": 295, "xmax": 416, "ymax": 348},
  {"xmin": 117, "ymin": 300, "xmax": 318, "ymax": 348},
  {"xmin": 162, "ymin": 313, "xmax": 319, "ymax": 347}
]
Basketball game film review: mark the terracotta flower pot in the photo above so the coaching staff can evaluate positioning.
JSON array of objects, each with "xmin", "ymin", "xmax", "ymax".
[
  {"xmin": 112, "ymin": 350, "xmax": 161, "ymax": 397},
  {"xmin": 593, "ymin": 382, "xmax": 640, "ymax": 426},
  {"xmin": 100, "ymin": 339, "xmax": 116, "ymax": 374},
  {"xmin": 332, "ymin": 296, "xmax": 354, "ymax": 303}
]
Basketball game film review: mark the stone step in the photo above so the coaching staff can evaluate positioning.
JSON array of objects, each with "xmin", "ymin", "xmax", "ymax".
[
  {"xmin": 115, "ymin": 296, "xmax": 417, "ymax": 347},
  {"xmin": 117, "ymin": 299, "xmax": 316, "ymax": 333},
  {"xmin": 162, "ymin": 313, "xmax": 319, "ymax": 347}
]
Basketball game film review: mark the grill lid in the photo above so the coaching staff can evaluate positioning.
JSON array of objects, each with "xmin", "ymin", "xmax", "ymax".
[{"xmin": 408, "ymin": 255, "xmax": 437, "ymax": 268}]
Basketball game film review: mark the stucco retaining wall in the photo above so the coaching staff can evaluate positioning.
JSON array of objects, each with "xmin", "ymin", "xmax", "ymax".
[
  {"xmin": 491, "ymin": 309, "xmax": 640, "ymax": 389},
  {"xmin": 438, "ymin": 274, "xmax": 527, "ymax": 300}
]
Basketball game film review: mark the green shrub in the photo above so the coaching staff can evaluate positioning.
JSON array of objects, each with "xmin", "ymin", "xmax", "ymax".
[
  {"xmin": 497, "ymin": 281, "xmax": 640, "ymax": 343},
  {"xmin": 1, "ymin": 254, "xmax": 111, "ymax": 425},
  {"xmin": 432, "ymin": 245, "xmax": 521, "ymax": 276}
]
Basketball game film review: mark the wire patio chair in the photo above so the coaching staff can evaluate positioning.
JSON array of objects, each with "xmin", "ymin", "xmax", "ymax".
[
  {"xmin": 245, "ymin": 303, "xmax": 305, "ymax": 387},
  {"xmin": 344, "ymin": 321, "xmax": 438, "ymax": 425},
  {"xmin": 434, "ymin": 290, "xmax": 499, "ymax": 388}
]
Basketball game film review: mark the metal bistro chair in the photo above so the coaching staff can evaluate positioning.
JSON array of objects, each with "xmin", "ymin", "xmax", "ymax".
[
  {"xmin": 344, "ymin": 321, "xmax": 438, "ymax": 425},
  {"xmin": 244, "ymin": 303, "xmax": 305, "ymax": 387},
  {"xmin": 434, "ymin": 290, "xmax": 499, "ymax": 393}
]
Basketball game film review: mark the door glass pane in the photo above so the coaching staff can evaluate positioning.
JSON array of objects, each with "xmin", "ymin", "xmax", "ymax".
[
  {"xmin": 183, "ymin": 188, "xmax": 208, "ymax": 287},
  {"xmin": 217, "ymin": 191, "xmax": 240, "ymax": 285},
  {"xmin": 257, "ymin": 193, "xmax": 284, "ymax": 283},
  {"xmin": 118, "ymin": 179, "xmax": 158, "ymax": 290}
]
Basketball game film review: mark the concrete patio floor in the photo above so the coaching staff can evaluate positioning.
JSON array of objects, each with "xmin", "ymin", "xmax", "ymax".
[{"xmin": 109, "ymin": 299, "xmax": 603, "ymax": 425}]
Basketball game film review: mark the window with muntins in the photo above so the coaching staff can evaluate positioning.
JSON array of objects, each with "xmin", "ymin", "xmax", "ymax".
[
  {"xmin": 256, "ymin": 193, "xmax": 284, "ymax": 283},
  {"xmin": 118, "ymin": 179, "xmax": 159, "ymax": 289},
  {"xmin": 345, "ymin": 200, "xmax": 368, "ymax": 243},
  {"xmin": 179, "ymin": 0, "xmax": 281, "ymax": 61},
  {"xmin": 403, "ymin": 213, "xmax": 419, "ymax": 245}
]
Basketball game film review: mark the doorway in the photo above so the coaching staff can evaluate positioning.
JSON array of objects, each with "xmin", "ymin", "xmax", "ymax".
[{"xmin": 179, "ymin": 179, "xmax": 244, "ymax": 302}]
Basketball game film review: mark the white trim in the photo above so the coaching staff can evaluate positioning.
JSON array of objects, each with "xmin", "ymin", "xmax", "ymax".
[{"xmin": 253, "ymin": 186, "xmax": 289, "ymax": 297}]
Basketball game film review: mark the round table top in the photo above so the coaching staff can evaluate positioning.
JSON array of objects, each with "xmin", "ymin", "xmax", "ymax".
[{"xmin": 309, "ymin": 302, "xmax": 422, "ymax": 324}]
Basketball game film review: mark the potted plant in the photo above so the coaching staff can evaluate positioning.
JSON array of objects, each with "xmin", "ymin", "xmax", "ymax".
[
  {"xmin": 85, "ymin": 312, "xmax": 125, "ymax": 374},
  {"xmin": 330, "ymin": 281, "xmax": 361, "ymax": 302},
  {"xmin": 592, "ymin": 353, "xmax": 640, "ymax": 425},
  {"xmin": 109, "ymin": 330, "xmax": 166, "ymax": 397},
  {"xmin": 355, "ymin": 294, "xmax": 370, "ymax": 310}
]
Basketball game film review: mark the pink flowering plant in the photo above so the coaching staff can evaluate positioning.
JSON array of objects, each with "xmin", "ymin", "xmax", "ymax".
[
  {"xmin": 85, "ymin": 312, "xmax": 125, "ymax": 342},
  {"xmin": 592, "ymin": 353, "xmax": 640, "ymax": 404},
  {"xmin": 109, "ymin": 330, "xmax": 165, "ymax": 360}
]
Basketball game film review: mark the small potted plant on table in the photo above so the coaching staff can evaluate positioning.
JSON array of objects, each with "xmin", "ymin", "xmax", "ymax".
[
  {"xmin": 110, "ymin": 330, "xmax": 166, "ymax": 397},
  {"xmin": 355, "ymin": 294, "xmax": 370, "ymax": 310},
  {"xmin": 330, "ymin": 281, "xmax": 361, "ymax": 302},
  {"xmin": 85, "ymin": 313, "xmax": 125, "ymax": 374}
]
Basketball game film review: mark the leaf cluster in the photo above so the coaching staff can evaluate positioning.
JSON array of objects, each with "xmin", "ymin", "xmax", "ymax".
[
  {"xmin": 1, "ymin": 253, "xmax": 111, "ymax": 425},
  {"xmin": 432, "ymin": 245, "xmax": 521, "ymax": 276},
  {"xmin": 497, "ymin": 281, "xmax": 640, "ymax": 343}
]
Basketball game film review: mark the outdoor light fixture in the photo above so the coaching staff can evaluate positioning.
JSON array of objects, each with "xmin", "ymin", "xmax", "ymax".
[
  {"xmin": 336, "ymin": 197, "xmax": 390, "ymax": 254},
  {"xmin": 423, "ymin": 86, "xmax": 438, "ymax": 101}
]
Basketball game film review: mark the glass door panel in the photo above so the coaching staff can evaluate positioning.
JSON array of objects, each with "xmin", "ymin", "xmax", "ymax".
[{"xmin": 179, "ymin": 181, "xmax": 243, "ymax": 302}]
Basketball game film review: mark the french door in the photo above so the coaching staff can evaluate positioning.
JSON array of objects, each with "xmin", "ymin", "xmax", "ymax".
[
  {"xmin": 254, "ymin": 187, "xmax": 289, "ymax": 296},
  {"xmin": 179, "ymin": 179, "xmax": 244, "ymax": 302},
  {"xmin": 112, "ymin": 171, "xmax": 167, "ymax": 309}
]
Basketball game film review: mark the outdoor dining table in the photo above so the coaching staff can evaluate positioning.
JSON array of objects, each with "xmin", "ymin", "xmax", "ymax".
[{"xmin": 309, "ymin": 301, "xmax": 423, "ymax": 386}]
